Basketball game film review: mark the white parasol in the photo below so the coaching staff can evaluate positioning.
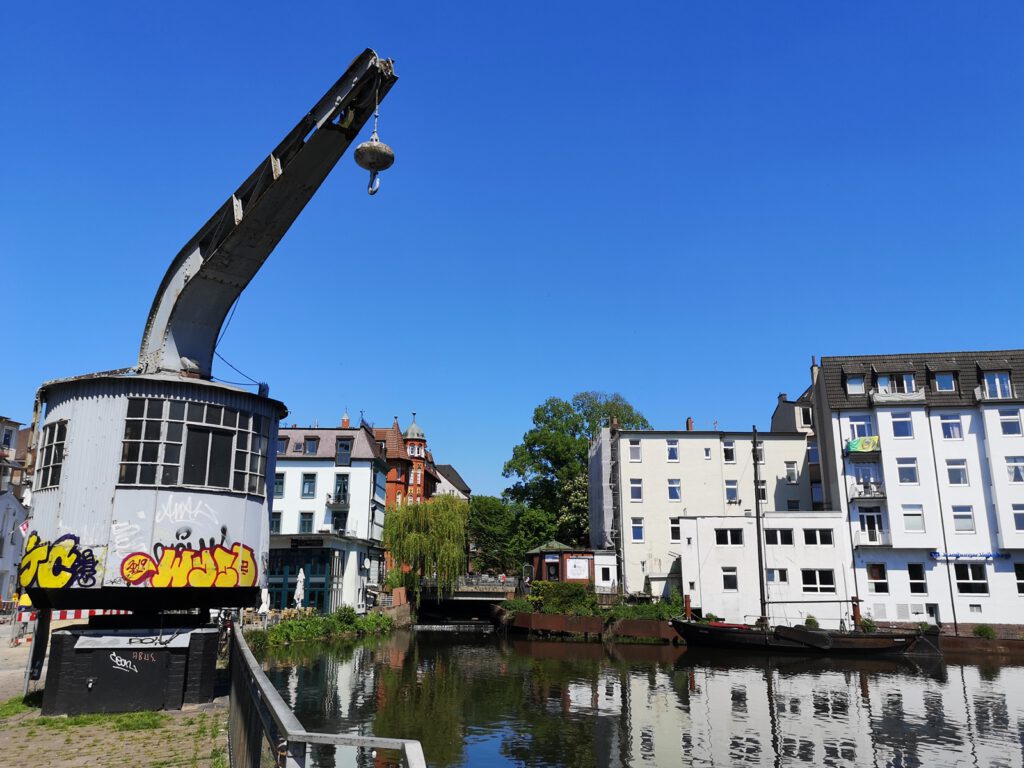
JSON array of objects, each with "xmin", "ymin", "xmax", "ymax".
[
  {"xmin": 293, "ymin": 568, "xmax": 305, "ymax": 608},
  {"xmin": 258, "ymin": 587, "xmax": 270, "ymax": 615}
]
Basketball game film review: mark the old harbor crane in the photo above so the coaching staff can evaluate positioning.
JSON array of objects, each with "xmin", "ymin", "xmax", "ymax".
[{"xmin": 21, "ymin": 50, "xmax": 397, "ymax": 710}]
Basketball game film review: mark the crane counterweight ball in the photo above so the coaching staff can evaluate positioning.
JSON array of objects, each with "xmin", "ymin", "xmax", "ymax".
[{"xmin": 355, "ymin": 131, "xmax": 394, "ymax": 196}]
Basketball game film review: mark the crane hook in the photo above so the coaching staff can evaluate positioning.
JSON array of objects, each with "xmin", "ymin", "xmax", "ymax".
[{"xmin": 367, "ymin": 170, "xmax": 381, "ymax": 196}]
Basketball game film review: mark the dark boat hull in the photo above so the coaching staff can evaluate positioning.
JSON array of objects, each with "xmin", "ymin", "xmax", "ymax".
[{"xmin": 671, "ymin": 620, "xmax": 919, "ymax": 656}]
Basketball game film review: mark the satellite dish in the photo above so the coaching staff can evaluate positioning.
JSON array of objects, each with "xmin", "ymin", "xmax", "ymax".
[{"xmin": 362, "ymin": 558, "xmax": 371, "ymax": 570}]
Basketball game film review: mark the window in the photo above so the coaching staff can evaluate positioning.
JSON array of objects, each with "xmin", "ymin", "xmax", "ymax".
[
  {"xmin": 984, "ymin": 371, "xmax": 1013, "ymax": 400},
  {"xmin": 119, "ymin": 398, "xmax": 268, "ymax": 495},
  {"xmin": 946, "ymin": 459, "xmax": 969, "ymax": 486},
  {"xmin": 667, "ymin": 479, "xmax": 681, "ymax": 501},
  {"xmin": 940, "ymin": 414, "xmax": 963, "ymax": 440},
  {"xmin": 704, "ymin": 447, "xmax": 711, "ymax": 460},
  {"xmin": 802, "ymin": 569, "xmax": 836, "ymax": 593},
  {"xmin": 601, "ymin": 566, "xmax": 611, "ymax": 582},
  {"xmin": 896, "ymin": 457, "xmax": 919, "ymax": 484},
  {"xmin": 0, "ymin": 428, "xmax": 12, "ymax": 450},
  {"xmin": 811, "ymin": 483, "xmax": 823, "ymax": 503},
  {"xmin": 754, "ymin": 441, "xmax": 765, "ymax": 464},
  {"xmin": 765, "ymin": 528, "xmax": 794, "ymax": 545},
  {"xmin": 847, "ymin": 375, "xmax": 865, "ymax": 395},
  {"xmin": 628, "ymin": 439, "xmax": 642, "ymax": 462},
  {"xmin": 934, "ymin": 372, "xmax": 956, "ymax": 392},
  {"xmin": 954, "ymin": 563, "xmax": 988, "ymax": 594},
  {"xmin": 1016, "ymin": 564, "xmax": 1024, "ymax": 595},
  {"xmin": 270, "ymin": 512, "xmax": 281, "ymax": 534},
  {"xmin": 715, "ymin": 528, "xmax": 744, "ymax": 546},
  {"xmin": 1007, "ymin": 456, "xmax": 1024, "ymax": 483},
  {"xmin": 902, "ymin": 504, "xmax": 925, "ymax": 532},
  {"xmin": 785, "ymin": 461, "xmax": 798, "ymax": 484},
  {"xmin": 800, "ymin": 407, "xmax": 813, "ymax": 427},
  {"xmin": 301, "ymin": 473, "xmax": 316, "ymax": 499},
  {"xmin": 722, "ymin": 567, "xmax": 738, "ymax": 591},
  {"xmin": 877, "ymin": 373, "xmax": 915, "ymax": 394},
  {"xmin": 277, "ymin": 436, "xmax": 289, "ymax": 454},
  {"xmin": 1000, "ymin": 409, "xmax": 1022, "ymax": 436},
  {"xmin": 629, "ymin": 478, "xmax": 643, "ymax": 501},
  {"xmin": 1014, "ymin": 504, "xmax": 1024, "ymax": 532},
  {"xmin": 952, "ymin": 505, "xmax": 975, "ymax": 533},
  {"xmin": 756, "ymin": 480, "xmax": 767, "ymax": 502},
  {"xmin": 908, "ymin": 563, "xmax": 927, "ymax": 594},
  {"xmin": 631, "ymin": 517, "xmax": 644, "ymax": 542},
  {"xmin": 670, "ymin": 517, "xmax": 681, "ymax": 543},
  {"xmin": 866, "ymin": 563, "xmax": 888, "ymax": 594},
  {"xmin": 666, "ymin": 440, "xmax": 679, "ymax": 462},
  {"xmin": 849, "ymin": 415, "xmax": 875, "ymax": 439},
  {"xmin": 303, "ymin": 437, "xmax": 319, "ymax": 455},
  {"xmin": 787, "ymin": 500, "xmax": 801, "ymax": 511},
  {"xmin": 807, "ymin": 441, "xmax": 819, "ymax": 464},
  {"xmin": 803, "ymin": 528, "xmax": 833, "ymax": 545},
  {"xmin": 335, "ymin": 438, "xmax": 352, "ymax": 466},
  {"xmin": 892, "ymin": 412, "xmax": 913, "ymax": 438},
  {"xmin": 274, "ymin": 473, "xmax": 284, "ymax": 498},
  {"xmin": 333, "ymin": 474, "xmax": 349, "ymax": 502},
  {"xmin": 766, "ymin": 568, "xmax": 788, "ymax": 583},
  {"xmin": 37, "ymin": 420, "xmax": 67, "ymax": 489},
  {"xmin": 299, "ymin": 512, "xmax": 314, "ymax": 534},
  {"xmin": 723, "ymin": 440, "xmax": 735, "ymax": 463},
  {"xmin": 725, "ymin": 480, "xmax": 738, "ymax": 503}
]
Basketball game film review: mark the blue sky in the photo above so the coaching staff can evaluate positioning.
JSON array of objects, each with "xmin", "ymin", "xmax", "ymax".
[{"xmin": 2, "ymin": 3, "xmax": 1023, "ymax": 496}]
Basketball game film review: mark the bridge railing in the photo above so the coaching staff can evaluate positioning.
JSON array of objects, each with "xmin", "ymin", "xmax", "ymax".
[
  {"xmin": 420, "ymin": 575, "xmax": 519, "ymax": 590},
  {"xmin": 228, "ymin": 627, "xmax": 426, "ymax": 768}
]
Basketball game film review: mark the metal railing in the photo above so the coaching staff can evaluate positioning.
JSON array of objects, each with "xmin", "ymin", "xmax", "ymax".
[
  {"xmin": 849, "ymin": 481, "xmax": 885, "ymax": 499},
  {"xmin": 854, "ymin": 529, "xmax": 893, "ymax": 546},
  {"xmin": 228, "ymin": 627, "xmax": 426, "ymax": 768}
]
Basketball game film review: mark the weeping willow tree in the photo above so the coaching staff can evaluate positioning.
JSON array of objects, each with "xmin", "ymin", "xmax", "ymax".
[{"xmin": 383, "ymin": 495, "xmax": 468, "ymax": 601}]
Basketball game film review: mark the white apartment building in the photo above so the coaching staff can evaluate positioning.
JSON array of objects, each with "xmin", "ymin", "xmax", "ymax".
[
  {"xmin": 589, "ymin": 426, "xmax": 854, "ymax": 627},
  {"xmin": 269, "ymin": 421, "xmax": 388, "ymax": 613},
  {"xmin": 810, "ymin": 351, "xmax": 1024, "ymax": 630}
]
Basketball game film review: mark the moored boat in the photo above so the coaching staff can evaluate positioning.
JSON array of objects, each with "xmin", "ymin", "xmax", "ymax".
[{"xmin": 671, "ymin": 618, "xmax": 920, "ymax": 655}]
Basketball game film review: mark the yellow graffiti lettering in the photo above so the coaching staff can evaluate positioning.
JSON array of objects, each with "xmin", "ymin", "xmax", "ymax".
[
  {"xmin": 232, "ymin": 543, "xmax": 258, "ymax": 588},
  {"xmin": 19, "ymin": 532, "xmax": 97, "ymax": 589},
  {"xmin": 36, "ymin": 541, "xmax": 77, "ymax": 589},
  {"xmin": 19, "ymin": 533, "xmax": 46, "ymax": 588},
  {"xmin": 124, "ymin": 543, "xmax": 258, "ymax": 588}
]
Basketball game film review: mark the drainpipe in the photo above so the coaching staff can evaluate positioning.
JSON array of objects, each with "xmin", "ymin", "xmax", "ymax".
[
  {"xmin": 838, "ymin": 411, "xmax": 862, "ymax": 617},
  {"xmin": 926, "ymin": 405, "xmax": 959, "ymax": 636}
]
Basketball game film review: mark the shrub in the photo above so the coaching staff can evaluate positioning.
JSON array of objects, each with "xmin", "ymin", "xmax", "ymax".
[
  {"xmin": 528, "ymin": 581, "xmax": 599, "ymax": 616},
  {"xmin": 702, "ymin": 613, "xmax": 720, "ymax": 623},
  {"xmin": 859, "ymin": 617, "xmax": 877, "ymax": 634},
  {"xmin": 804, "ymin": 615, "xmax": 819, "ymax": 629},
  {"xmin": 244, "ymin": 629, "xmax": 268, "ymax": 652},
  {"xmin": 973, "ymin": 624, "xmax": 997, "ymax": 640},
  {"xmin": 607, "ymin": 590, "xmax": 685, "ymax": 622},
  {"xmin": 501, "ymin": 598, "xmax": 533, "ymax": 619}
]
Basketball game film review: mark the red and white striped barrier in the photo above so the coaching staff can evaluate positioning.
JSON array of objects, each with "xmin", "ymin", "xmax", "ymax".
[{"xmin": 16, "ymin": 609, "xmax": 131, "ymax": 623}]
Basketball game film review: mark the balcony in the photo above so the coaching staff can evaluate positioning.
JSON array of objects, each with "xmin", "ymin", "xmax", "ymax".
[
  {"xmin": 854, "ymin": 529, "xmax": 892, "ymax": 547},
  {"xmin": 870, "ymin": 388, "xmax": 925, "ymax": 405},
  {"xmin": 849, "ymin": 481, "xmax": 885, "ymax": 500},
  {"xmin": 844, "ymin": 436, "xmax": 880, "ymax": 459},
  {"xmin": 326, "ymin": 492, "xmax": 350, "ymax": 512}
]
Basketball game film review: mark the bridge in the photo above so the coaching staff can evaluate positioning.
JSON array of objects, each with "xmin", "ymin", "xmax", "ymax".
[{"xmin": 418, "ymin": 575, "xmax": 519, "ymax": 602}]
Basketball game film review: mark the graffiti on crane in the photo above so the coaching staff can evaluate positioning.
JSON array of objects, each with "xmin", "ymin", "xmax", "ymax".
[
  {"xmin": 19, "ymin": 532, "xmax": 98, "ymax": 589},
  {"xmin": 120, "ymin": 542, "xmax": 257, "ymax": 588}
]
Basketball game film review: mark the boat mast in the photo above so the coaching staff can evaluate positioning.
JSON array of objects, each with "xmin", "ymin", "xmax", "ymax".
[{"xmin": 752, "ymin": 425, "xmax": 768, "ymax": 624}]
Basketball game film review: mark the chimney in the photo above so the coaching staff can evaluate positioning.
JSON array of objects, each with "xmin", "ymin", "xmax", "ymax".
[
  {"xmin": 341, "ymin": 408, "xmax": 350, "ymax": 429},
  {"xmin": 811, "ymin": 354, "xmax": 820, "ymax": 385},
  {"xmin": 610, "ymin": 416, "xmax": 620, "ymax": 432},
  {"xmin": 777, "ymin": 393, "xmax": 787, "ymax": 404},
  {"xmin": 686, "ymin": 417, "xmax": 694, "ymax": 432}
]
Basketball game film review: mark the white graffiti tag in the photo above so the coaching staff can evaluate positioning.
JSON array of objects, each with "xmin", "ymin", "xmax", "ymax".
[
  {"xmin": 110, "ymin": 651, "xmax": 139, "ymax": 673},
  {"xmin": 156, "ymin": 495, "xmax": 220, "ymax": 528}
]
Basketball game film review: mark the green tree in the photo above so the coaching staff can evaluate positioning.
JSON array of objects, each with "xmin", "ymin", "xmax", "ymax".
[
  {"xmin": 506, "ymin": 506, "xmax": 557, "ymax": 571},
  {"xmin": 503, "ymin": 391, "xmax": 650, "ymax": 545},
  {"xmin": 467, "ymin": 495, "xmax": 516, "ymax": 573},
  {"xmin": 383, "ymin": 495, "xmax": 468, "ymax": 600}
]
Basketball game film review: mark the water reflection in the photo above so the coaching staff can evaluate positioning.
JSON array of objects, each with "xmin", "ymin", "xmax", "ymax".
[{"xmin": 259, "ymin": 632, "xmax": 1024, "ymax": 767}]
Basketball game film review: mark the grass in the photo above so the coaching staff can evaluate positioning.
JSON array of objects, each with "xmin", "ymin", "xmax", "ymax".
[{"xmin": 29, "ymin": 709, "xmax": 169, "ymax": 731}]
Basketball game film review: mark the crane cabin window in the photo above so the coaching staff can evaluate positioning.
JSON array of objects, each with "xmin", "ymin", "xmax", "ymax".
[
  {"xmin": 37, "ymin": 420, "xmax": 68, "ymax": 489},
  {"xmin": 119, "ymin": 397, "xmax": 268, "ymax": 496}
]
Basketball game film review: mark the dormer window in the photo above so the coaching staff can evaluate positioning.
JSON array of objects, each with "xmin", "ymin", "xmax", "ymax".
[
  {"xmin": 847, "ymin": 375, "xmax": 865, "ymax": 395},
  {"xmin": 335, "ymin": 438, "xmax": 352, "ymax": 466},
  {"xmin": 303, "ymin": 437, "xmax": 319, "ymax": 455},
  {"xmin": 877, "ymin": 373, "xmax": 915, "ymax": 394},
  {"xmin": 984, "ymin": 371, "xmax": 1013, "ymax": 400},
  {"xmin": 277, "ymin": 436, "xmax": 289, "ymax": 455},
  {"xmin": 934, "ymin": 372, "xmax": 956, "ymax": 392}
]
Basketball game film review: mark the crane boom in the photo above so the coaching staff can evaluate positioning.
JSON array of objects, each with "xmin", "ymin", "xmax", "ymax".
[{"xmin": 138, "ymin": 49, "xmax": 397, "ymax": 378}]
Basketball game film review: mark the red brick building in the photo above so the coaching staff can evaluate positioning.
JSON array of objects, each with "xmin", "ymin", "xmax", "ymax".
[{"xmin": 374, "ymin": 413, "xmax": 440, "ymax": 507}]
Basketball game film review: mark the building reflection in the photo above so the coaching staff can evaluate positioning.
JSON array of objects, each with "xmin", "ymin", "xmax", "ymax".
[{"xmin": 260, "ymin": 633, "xmax": 1024, "ymax": 768}]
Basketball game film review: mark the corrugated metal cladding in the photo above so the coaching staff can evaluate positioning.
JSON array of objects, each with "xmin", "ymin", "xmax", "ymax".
[{"xmin": 23, "ymin": 374, "xmax": 281, "ymax": 611}]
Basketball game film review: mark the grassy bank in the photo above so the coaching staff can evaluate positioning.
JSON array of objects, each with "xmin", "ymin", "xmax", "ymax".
[
  {"xmin": 503, "ymin": 582, "xmax": 687, "ymax": 623},
  {"xmin": 246, "ymin": 606, "xmax": 394, "ymax": 650}
]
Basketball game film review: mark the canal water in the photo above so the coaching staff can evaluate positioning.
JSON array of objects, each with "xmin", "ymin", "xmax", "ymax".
[{"xmin": 259, "ymin": 629, "xmax": 1024, "ymax": 767}]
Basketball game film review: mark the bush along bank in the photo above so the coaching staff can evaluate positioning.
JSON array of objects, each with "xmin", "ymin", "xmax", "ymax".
[{"xmin": 246, "ymin": 607, "xmax": 394, "ymax": 650}]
